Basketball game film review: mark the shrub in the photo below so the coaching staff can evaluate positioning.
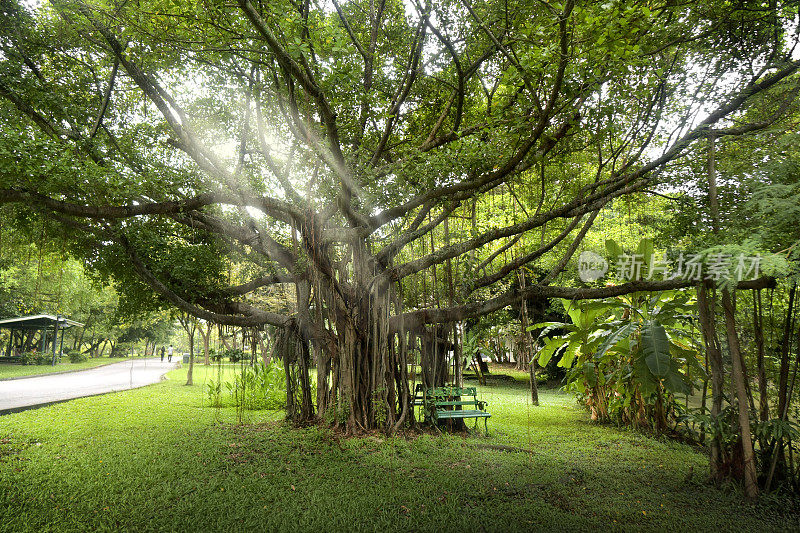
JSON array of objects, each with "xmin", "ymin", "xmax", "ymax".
[
  {"xmin": 224, "ymin": 348, "xmax": 247, "ymax": 363},
  {"xmin": 19, "ymin": 351, "xmax": 49, "ymax": 365},
  {"xmin": 69, "ymin": 350, "xmax": 88, "ymax": 363},
  {"xmin": 18, "ymin": 351, "xmax": 34, "ymax": 365}
]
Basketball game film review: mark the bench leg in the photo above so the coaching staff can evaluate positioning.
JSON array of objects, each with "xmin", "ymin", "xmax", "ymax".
[{"xmin": 484, "ymin": 417, "xmax": 489, "ymax": 436}]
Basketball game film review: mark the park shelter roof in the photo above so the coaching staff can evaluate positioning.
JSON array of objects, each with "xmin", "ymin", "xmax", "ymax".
[{"xmin": 0, "ymin": 314, "xmax": 84, "ymax": 330}]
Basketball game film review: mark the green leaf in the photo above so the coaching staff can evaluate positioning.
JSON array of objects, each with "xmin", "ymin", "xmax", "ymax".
[
  {"xmin": 594, "ymin": 322, "xmax": 637, "ymax": 361},
  {"xmin": 671, "ymin": 342, "xmax": 708, "ymax": 380},
  {"xmin": 632, "ymin": 353, "xmax": 658, "ymax": 395},
  {"xmin": 663, "ymin": 368, "xmax": 692, "ymax": 395},
  {"xmin": 560, "ymin": 299, "xmax": 583, "ymax": 327},
  {"xmin": 605, "ymin": 239, "xmax": 623, "ymax": 263},
  {"xmin": 527, "ymin": 322, "xmax": 570, "ymax": 336},
  {"xmin": 559, "ymin": 340, "xmax": 581, "ymax": 368},
  {"xmin": 641, "ymin": 320, "xmax": 671, "ymax": 378},
  {"xmin": 635, "ymin": 238, "xmax": 654, "ymax": 279},
  {"xmin": 560, "ymin": 300, "xmax": 611, "ymax": 331},
  {"xmin": 579, "ymin": 302, "xmax": 613, "ymax": 330},
  {"xmin": 536, "ymin": 337, "xmax": 568, "ymax": 367},
  {"xmin": 584, "ymin": 361, "xmax": 597, "ymax": 387}
]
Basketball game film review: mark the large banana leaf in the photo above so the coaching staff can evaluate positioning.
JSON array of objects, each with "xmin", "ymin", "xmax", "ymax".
[
  {"xmin": 632, "ymin": 352, "xmax": 658, "ymax": 396},
  {"xmin": 605, "ymin": 239, "xmax": 623, "ymax": 264},
  {"xmin": 664, "ymin": 370, "xmax": 692, "ymax": 395},
  {"xmin": 635, "ymin": 238, "xmax": 654, "ymax": 279},
  {"xmin": 663, "ymin": 361, "xmax": 693, "ymax": 395},
  {"xmin": 560, "ymin": 300, "xmax": 613, "ymax": 331},
  {"xmin": 558, "ymin": 340, "xmax": 581, "ymax": 368},
  {"xmin": 593, "ymin": 322, "xmax": 637, "ymax": 361},
  {"xmin": 584, "ymin": 361, "xmax": 597, "ymax": 387},
  {"xmin": 641, "ymin": 320, "xmax": 671, "ymax": 378},
  {"xmin": 527, "ymin": 322, "xmax": 573, "ymax": 338},
  {"xmin": 671, "ymin": 342, "xmax": 708, "ymax": 380},
  {"xmin": 536, "ymin": 336, "xmax": 569, "ymax": 367}
]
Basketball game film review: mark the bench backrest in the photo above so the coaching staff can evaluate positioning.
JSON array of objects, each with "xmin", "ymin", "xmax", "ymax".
[{"xmin": 426, "ymin": 386, "xmax": 477, "ymax": 398}]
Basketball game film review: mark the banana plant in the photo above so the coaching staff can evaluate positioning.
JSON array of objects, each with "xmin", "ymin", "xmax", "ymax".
[
  {"xmin": 596, "ymin": 290, "xmax": 706, "ymax": 396},
  {"xmin": 530, "ymin": 300, "xmax": 613, "ymax": 368},
  {"xmin": 529, "ymin": 289, "xmax": 706, "ymax": 428}
]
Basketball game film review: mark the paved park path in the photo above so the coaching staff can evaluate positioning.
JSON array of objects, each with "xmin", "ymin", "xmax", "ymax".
[{"xmin": 0, "ymin": 358, "xmax": 179, "ymax": 414}]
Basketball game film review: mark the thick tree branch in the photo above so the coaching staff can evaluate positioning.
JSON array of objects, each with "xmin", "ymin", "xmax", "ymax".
[
  {"xmin": 119, "ymin": 233, "xmax": 291, "ymax": 328},
  {"xmin": 391, "ymin": 277, "xmax": 777, "ymax": 330},
  {"xmin": 0, "ymin": 188, "xmax": 216, "ymax": 218}
]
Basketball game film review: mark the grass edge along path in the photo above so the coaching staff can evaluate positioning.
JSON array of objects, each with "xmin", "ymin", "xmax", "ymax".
[
  {"xmin": 0, "ymin": 357, "xmax": 132, "ymax": 380},
  {"xmin": 0, "ymin": 366, "xmax": 797, "ymax": 532}
]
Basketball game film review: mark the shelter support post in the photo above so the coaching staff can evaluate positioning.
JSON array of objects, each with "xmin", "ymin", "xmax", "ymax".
[
  {"xmin": 5, "ymin": 329, "xmax": 12, "ymax": 357},
  {"xmin": 51, "ymin": 317, "xmax": 61, "ymax": 366}
]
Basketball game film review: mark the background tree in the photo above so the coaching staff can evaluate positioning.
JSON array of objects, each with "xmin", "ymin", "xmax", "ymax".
[{"xmin": 176, "ymin": 310, "xmax": 197, "ymax": 385}]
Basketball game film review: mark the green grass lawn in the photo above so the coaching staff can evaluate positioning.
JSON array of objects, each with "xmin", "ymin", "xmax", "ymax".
[
  {"xmin": 0, "ymin": 366, "xmax": 796, "ymax": 532},
  {"xmin": 0, "ymin": 356, "xmax": 131, "ymax": 380}
]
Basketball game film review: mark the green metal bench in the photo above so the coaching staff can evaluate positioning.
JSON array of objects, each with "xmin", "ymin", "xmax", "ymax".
[{"xmin": 422, "ymin": 385, "xmax": 491, "ymax": 434}]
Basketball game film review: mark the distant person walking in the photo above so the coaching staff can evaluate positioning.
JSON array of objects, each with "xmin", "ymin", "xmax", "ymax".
[
  {"xmin": 160, "ymin": 346, "xmax": 165, "ymax": 362},
  {"xmin": 168, "ymin": 344, "xmax": 173, "ymax": 362}
]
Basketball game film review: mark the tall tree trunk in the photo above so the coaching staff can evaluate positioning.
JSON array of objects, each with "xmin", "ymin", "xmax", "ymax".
[
  {"xmin": 278, "ymin": 238, "xmax": 404, "ymax": 432},
  {"xmin": 280, "ymin": 326, "xmax": 315, "ymax": 424},
  {"xmin": 697, "ymin": 284, "xmax": 725, "ymax": 481},
  {"xmin": 73, "ymin": 326, "xmax": 85, "ymax": 352},
  {"xmin": 778, "ymin": 283, "xmax": 796, "ymax": 418},
  {"xmin": 391, "ymin": 323, "xmax": 412, "ymax": 433},
  {"xmin": 529, "ymin": 360, "xmax": 539, "ymax": 406},
  {"xmin": 700, "ymin": 351, "xmax": 709, "ymax": 444},
  {"xmin": 722, "ymin": 289, "xmax": 759, "ymax": 500},
  {"xmin": 753, "ymin": 289, "xmax": 769, "ymax": 423},
  {"xmin": 453, "ymin": 323, "xmax": 463, "ymax": 388},
  {"xmin": 765, "ymin": 319, "xmax": 800, "ymax": 491},
  {"xmin": 518, "ymin": 271, "xmax": 538, "ymax": 405},
  {"xmin": 186, "ymin": 326, "xmax": 195, "ymax": 386},
  {"xmin": 199, "ymin": 321, "xmax": 212, "ymax": 366}
]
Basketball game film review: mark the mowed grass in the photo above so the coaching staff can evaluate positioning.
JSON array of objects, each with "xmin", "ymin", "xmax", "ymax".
[
  {"xmin": 0, "ymin": 356, "xmax": 131, "ymax": 380},
  {"xmin": 0, "ymin": 366, "xmax": 797, "ymax": 532}
]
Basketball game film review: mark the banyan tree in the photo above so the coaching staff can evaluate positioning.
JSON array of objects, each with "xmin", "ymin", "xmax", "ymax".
[{"xmin": 1, "ymin": 0, "xmax": 798, "ymax": 436}]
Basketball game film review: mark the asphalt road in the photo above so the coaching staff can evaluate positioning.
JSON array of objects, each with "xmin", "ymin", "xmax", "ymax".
[{"xmin": 0, "ymin": 358, "xmax": 179, "ymax": 413}]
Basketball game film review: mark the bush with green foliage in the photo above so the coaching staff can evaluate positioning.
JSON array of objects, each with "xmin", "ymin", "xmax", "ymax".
[
  {"xmin": 223, "ymin": 348, "xmax": 247, "ymax": 363},
  {"xmin": 68, "ymin": 350, "xmax": 87, "ymax": 363},
  {"xmin": 18, "ymin": 351, "xmax": 49, "ymax": 365},
  {"xmin": 679, "ymin": 404, "xmax": 800, "ymax": 479}
]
